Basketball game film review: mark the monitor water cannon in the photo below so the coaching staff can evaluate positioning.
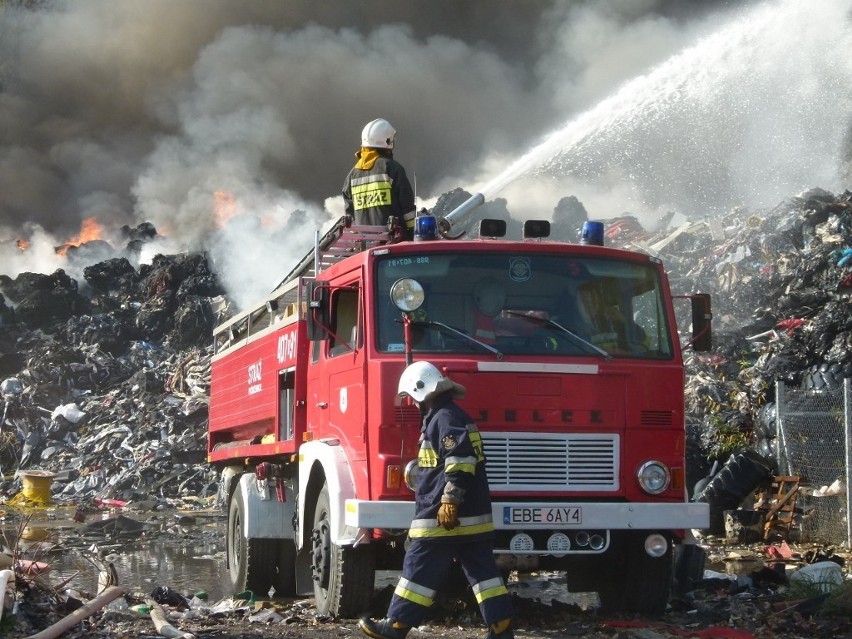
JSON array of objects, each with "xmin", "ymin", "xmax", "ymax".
[{"xmin": 437, "ymin": 192, "xmax": 486, "ymax": 239}]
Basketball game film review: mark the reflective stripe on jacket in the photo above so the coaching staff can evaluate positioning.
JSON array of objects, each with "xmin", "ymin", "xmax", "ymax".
[
  {"xmin": 409, "ymin": 393, "xmax": 494, "ymax": 541},
  {"xmin": 342, "ymin": 151, "xmax": 415, "ymax": 227}
]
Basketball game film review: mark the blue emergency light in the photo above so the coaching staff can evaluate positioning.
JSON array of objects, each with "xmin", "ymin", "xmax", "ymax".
[
  {"xmin": 581, "ymin": 220, "xmax": 605, "ymax": 246},
  {"xmin": 414, "ymin": 214, "xmax": 437, "ymax": 241}
]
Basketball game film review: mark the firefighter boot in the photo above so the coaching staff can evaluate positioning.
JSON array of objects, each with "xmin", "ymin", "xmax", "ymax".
[
  {"xmin": 485, "ymin": 618, "xmax": 514, "ymax": 639},
  {"xmin": 358, "ymin": 617, "xmax": 410, "ymax": 639}
]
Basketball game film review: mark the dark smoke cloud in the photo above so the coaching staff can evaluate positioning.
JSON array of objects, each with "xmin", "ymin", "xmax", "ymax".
[{"xmin": 4, "ymin": 0, "xmax": 849, "ymax": 309}]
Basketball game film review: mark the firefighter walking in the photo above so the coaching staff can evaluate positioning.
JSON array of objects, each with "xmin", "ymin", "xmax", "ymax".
[{"xmin": 359, "ymin": 361, "xmax": 514, "ymax": 639}]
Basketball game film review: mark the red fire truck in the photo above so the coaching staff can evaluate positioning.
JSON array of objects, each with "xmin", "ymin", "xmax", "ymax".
[{"xmin": 208, "ymin": 196, "xmax": 711, "ymax": 617}]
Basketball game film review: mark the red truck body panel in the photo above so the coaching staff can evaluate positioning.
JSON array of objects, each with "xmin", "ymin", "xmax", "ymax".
[{"xmin": 209, "ymin": 237, "xmax": 691, "ymax": 505}]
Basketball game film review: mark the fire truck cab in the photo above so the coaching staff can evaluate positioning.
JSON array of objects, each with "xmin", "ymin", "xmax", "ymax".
[{"xmin": 208, "ymin": 214, "xmax": 710, "ymax": 617}]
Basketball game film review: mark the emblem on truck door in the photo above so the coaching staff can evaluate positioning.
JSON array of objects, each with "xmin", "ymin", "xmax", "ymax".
[{"xmin": 339, "ymin": 387, "xmax": 348, "ymax": 413}]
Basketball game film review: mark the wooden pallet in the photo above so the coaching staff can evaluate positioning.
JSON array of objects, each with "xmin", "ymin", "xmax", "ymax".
[{"xmin": 760, "ymin": 475, "xmax": 801, "ymax": 540}]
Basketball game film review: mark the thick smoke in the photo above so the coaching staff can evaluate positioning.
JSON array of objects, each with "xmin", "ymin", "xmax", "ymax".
[{"xmin": 2, "ymin": 0, "xmax": 849, "ymax": 309}]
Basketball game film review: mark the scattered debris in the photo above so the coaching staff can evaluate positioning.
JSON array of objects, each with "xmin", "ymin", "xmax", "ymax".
[{"xmin": 1, "ymin": 189, "xmax": 851, "ymax": 637}]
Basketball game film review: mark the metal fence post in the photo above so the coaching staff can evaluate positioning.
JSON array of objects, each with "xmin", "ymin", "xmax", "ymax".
[
  {"xmin": 776, "ymin": 380, "xmax": 789, "ymax": 475},
  {"xmin": 845, "ymin": 377, "xmax": 851, "ymax": 548}
]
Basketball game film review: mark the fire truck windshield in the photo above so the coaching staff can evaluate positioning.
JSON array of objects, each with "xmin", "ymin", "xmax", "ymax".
[{"xmin": 375, "ymin": 252, "xmax": 674, "ymax": 358}]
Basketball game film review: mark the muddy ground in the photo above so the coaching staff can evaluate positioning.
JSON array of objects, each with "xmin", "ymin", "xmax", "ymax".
[
  {"xmin": 2, "ymin": 478, "xmax": 850, "ymax": 639},
  {"xmin": 6, "ymin": 525, "xmax": 852, "ymax": 639},
  {"xmin": 18, "ymin": 585, "xmax": 852, "ymax": 639}
]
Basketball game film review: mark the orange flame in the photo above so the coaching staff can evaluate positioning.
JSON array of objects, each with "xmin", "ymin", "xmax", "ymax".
[
  {"xmin": 214, "ymin": 190, "xmax": 239, "ymax": 227},
  {"xmin": 17, "ymin": 239, "xmax": 29, "ymax": 251},
  {"xmin": 55, "ymin": 217, "xmax": 104, "ymax": 255}
]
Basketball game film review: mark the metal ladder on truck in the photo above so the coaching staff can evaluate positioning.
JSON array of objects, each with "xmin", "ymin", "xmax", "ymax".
[
  {"xmin": 213, "ymin": 218, "xmax": 393, "ymax": 355},
  {"xmin": 278, "ymin": 216, "xmax": 393, "ymax": 286}
]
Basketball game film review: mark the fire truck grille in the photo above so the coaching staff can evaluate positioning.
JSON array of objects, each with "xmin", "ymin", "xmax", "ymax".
[{"xmin": 482, "ymin": 433, "xmax": 619, "ymax": 492}]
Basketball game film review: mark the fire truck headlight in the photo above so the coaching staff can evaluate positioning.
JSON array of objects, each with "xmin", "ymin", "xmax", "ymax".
[
  {"xmin": 390, "ymin": 278, "xmax": 425, "ymax": 312},
  {"xmin": 403, "ymin": 459, "xmax": 420, "ymax": 492},
  {"xmin": 637, "ymin": 461, "xmax": 671, "ymax": 495}
]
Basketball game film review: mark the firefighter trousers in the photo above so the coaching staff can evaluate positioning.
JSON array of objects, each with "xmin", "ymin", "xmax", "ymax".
[{"xmin": 387, "ymin": 538, "xmax": 513, "ymax": 627}]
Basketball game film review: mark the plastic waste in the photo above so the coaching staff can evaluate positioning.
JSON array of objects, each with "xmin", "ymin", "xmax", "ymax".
[
  {"xmin": 105, "ymin": 596, "xmax": 129, "ymax": 611},
  {"xmin": 0, "ymin": 569, "xmax": 13, "ymax": 622},
  {"xmin": 789, "ymin": 561, "xmax": 843, "ymax": 593},
  {"xmin": 703, "ymin": 569, "xmax": 736, "ymax": 581},
  {"xmin": 249, "ymin": 609, "xmax": 284, "ymax": 623},
  {"xmin": 836, "ymin": 247, "xmax": 852, "ymax": 266},
  {"xmin": 812, "ymin": 478, "xmax": 845, "ymax": 497},
  {"xmin": 51, "ymin": 402, "xmax": 87, "ymax": 424},
  {"xmin": 150, "ymin": 585, "xmax": 190, "ymax": 608}
]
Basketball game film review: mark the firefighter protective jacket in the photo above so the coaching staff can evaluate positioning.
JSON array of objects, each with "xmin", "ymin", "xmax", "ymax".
[
  {"xmin": 409, "ymin": 392, "xmax": 495, "ymax": 541},
  {"xmin": 342, "ymin": 149, "xmax": 415, "ymax": 229}
]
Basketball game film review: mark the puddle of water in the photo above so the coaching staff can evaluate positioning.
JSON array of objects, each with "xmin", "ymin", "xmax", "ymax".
[
  {"xmin": 4, "ymin": 506, "xmax": 231, "ymax": 602},
  {"xmin": 5, "ymin": 507, "xmax": 598, "ymax": 608},
  {"xmin": 45, "ymin": 536, "xmax": 230, "ymax": 601}
]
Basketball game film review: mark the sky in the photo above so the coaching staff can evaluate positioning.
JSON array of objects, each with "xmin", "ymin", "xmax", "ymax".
[{"xmin": 1, "ymin": 0, "xmax": 852, "ymax": 309}]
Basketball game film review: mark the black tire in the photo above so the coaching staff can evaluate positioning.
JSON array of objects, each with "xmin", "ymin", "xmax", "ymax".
[
  {"xmin": 596, "ymin": 532, "xmax": 673, "ymax": 615},
  {"xmin": 273, "ymin": 539, "xmax": 298, "ymax": 597},
  {"xmin": 311, "ymin": 483, "xmax": 376, "ymax": 617},
  {"xmin": 227, "ymin": 489, "xmax": 277, "ymax": 596},
  {"xmin": 801, "ymin": 362, "xmax": 846, "ymax": 391}
]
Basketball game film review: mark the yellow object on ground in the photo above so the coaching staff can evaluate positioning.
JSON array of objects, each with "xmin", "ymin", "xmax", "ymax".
[
  {"xmin": 20, "ymin": 525, "xmax": 50, "ymax": 541},
  {"xmin": 9, "ymin": 470, "xmax": 56, "ymax": 506}
]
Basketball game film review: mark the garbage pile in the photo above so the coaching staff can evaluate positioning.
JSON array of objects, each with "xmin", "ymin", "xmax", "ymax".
[
  {"xmin": 1, "ymin": 186, "xmax": 851, "ymax": 636},
  {"xmin": 0, "ymin": 229, "xmax": 226, "ymax": 505},
  {"xmin": 598, "ymin": 186, "xmax": 852, "ymax": 540},
  {"xmin": 1, "ymin": 187, "xmax": 850, "ymax": 514}
]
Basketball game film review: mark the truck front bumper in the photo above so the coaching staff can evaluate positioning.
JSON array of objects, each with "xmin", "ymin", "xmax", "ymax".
[{"xmin": 345, "ymin": 500, "xmax": 709, "ymax": 531}]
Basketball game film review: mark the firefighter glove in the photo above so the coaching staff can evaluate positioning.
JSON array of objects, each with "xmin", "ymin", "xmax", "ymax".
[{"xmin": 437, "ymin": 498, "xmax": 459, "ymax": 530}]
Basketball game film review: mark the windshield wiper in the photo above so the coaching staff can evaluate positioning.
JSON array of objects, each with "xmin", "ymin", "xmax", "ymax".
[
  {"xmin": 411, "ymin": 320, "xmax": 504, "ymax": 360},
  {"xmin": 504, "ymin": 311, "xmax": 610, "ymax": 358}
]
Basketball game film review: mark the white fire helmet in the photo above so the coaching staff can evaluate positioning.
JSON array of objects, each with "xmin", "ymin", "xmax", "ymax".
[
  {"xmin": 361, "ymin": 118, "xmax": 396, "ymax": 149},
  {"xmin": 398, "ymin": 361, "xmax": 465, "ymax": 403}
]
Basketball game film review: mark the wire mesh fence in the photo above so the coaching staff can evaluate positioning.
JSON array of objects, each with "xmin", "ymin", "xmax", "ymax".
[{"xmin": 776, "ymin": 379, "xmax": 851, "ymax": 547}]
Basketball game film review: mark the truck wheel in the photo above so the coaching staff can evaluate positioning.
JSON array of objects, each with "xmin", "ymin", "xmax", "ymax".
[
  {"xmin": 227, "ymin": 488, "xmax": 276, "ymax": 596},
  {"xmin": 596, "ymin": 533, "xmax": 672, "ymax": 615},
  {"xmin": 311, "ymin": 483, "xmax": 376, "ymax": 617}
]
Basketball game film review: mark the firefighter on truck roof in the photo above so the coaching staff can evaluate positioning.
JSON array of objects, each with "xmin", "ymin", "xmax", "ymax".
[
  {"xmin": 343, "ymin": 118, "xmax": 416, "ymax": 239},
  {"xmin": 359, "ymin": 361, "xmax": 514, "ymax": 639}
]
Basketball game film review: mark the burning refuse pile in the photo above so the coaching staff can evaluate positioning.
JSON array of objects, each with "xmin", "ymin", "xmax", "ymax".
[
  {"xmin": 0, "ymin": 224, "xmax": 226, "ymax": 505},
  {"xmin": 0, "ymin": 187, "xmax": 850, "ymax": 517},
  {"xmin": 0, "ymin": 186, "xmax": 851, "ymax": 636}
]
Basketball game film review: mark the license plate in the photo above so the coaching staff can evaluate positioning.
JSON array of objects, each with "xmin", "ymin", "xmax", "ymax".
[{"xmin": 503, "ymin": 506, "xmax": 582, "ymax": 526}]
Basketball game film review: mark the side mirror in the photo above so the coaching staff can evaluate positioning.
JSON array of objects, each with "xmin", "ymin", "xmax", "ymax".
[
  {"xmin": 689, "ymin": 294, "xmax": 712, "ymax": 352},
  {"xmin": 306, "ymin": 281, "xmax": 329, "ymax": 341}
]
